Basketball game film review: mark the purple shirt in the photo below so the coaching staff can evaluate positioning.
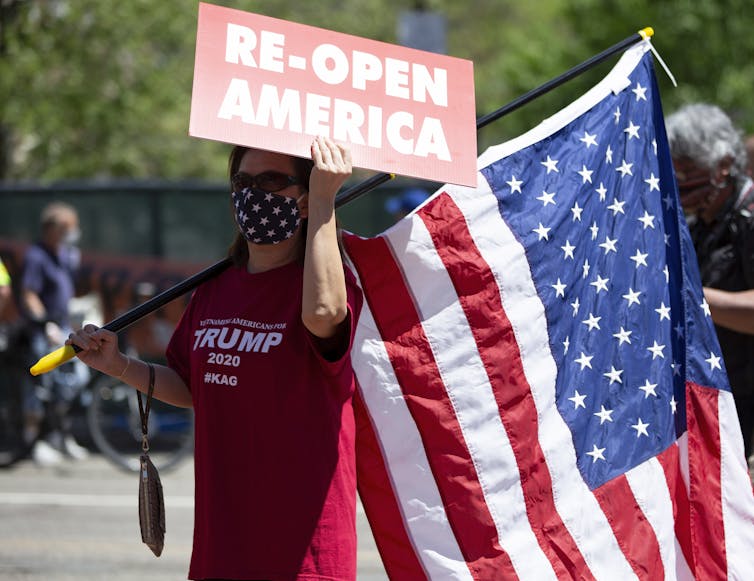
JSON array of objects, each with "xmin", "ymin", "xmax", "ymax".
[{"xmin": 21, "ymin": 242, "xmax": 79, "ymax": 328}]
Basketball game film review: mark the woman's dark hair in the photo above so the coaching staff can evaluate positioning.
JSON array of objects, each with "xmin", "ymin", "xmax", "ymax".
[{"xmin": 227, "ymin": 146, "xmax": 315, "ymax": 268}]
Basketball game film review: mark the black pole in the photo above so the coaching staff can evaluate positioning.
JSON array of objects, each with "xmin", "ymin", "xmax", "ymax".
[
  {"xmin": 37, "ymin": 29, "xmax": 651, "ymax": 368},
  {"xmin": 475, "ymin": 30, "xmax": 648, "ymax": 130}
]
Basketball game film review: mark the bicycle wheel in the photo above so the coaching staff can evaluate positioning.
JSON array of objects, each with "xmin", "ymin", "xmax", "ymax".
[{"xmin": 86, "ymin": 372, "xmax": 194, "ymax": 473}]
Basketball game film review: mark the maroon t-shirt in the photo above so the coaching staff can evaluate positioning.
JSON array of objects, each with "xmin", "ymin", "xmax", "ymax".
[{"xmin": 166, "ymin": 261, "xmax": 363, "ymax": 581}]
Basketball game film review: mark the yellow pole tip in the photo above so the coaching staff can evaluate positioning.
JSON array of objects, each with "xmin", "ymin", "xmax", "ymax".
[
  {"xmin": 639, "ymin": 27, "xmax": 654, "ymax": 39},
  {"xmin": 28, "ymin": 344, "xmax": 77, "ymax": 376}
]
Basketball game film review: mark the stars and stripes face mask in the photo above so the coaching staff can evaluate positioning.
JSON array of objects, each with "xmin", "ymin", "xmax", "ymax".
[{"xmin": 232, "ymin": 187, "xmax": 302, "ymax": 245}]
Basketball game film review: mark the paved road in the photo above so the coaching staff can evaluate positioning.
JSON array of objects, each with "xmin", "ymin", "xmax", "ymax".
[{"xmin": 0, "ymin": 454, "xmax": 388, "ymax": 580}]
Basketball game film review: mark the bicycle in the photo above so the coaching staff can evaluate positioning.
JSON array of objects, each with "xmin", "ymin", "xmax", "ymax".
[
  {"xmin": 0, "ymin": 333, "xmax": 194, "ymax": 473},
  {"xmin": 85, "ymin": 364, "xmax": 194, "ymax": 473}
]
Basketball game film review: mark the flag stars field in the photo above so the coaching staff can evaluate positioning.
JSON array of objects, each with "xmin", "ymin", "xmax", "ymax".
[{"xmin": 487, "ymin": 59, "xmax": 688, "ymax": 495}]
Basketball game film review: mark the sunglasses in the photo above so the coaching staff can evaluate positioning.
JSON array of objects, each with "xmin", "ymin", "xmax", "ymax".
[
  {"xmin": 676, "ymin": 175, "xmax": 711, "ymax": 196},
  {"xmin": 232, "ymin": 171, "xmax": 300, "ymax": 193}
]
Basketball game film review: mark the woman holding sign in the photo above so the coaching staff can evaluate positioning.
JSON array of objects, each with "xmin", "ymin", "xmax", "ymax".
[{"xmin": 67, "ymin": 136, "xmax": 363, "ymax": 580}]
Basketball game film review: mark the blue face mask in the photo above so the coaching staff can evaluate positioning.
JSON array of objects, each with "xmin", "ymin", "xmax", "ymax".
[{"xmin": 232, "ymin": 187, "xmax": 302, "ymax": 245}]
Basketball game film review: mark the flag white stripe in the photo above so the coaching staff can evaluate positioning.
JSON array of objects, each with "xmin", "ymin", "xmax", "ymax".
[
  {"xmin": 387, "ymin": 213, "xmax": 557, "ymax": 580},
  {"xmin": 625, "ymin": 457, "xmax": 678, "ymax": 578},
  {"xmin": 449, "ymin": 180, "xmax": 638, "ymax": 580},
  {"xmin": 676, "ymin": 431, "xmax": 690, "ymax": 492},
  {"xmin": 673, "ymin": 537, "xmax": 694, "ymax": 581},
  {"xmin": 351, "ymin": 291, "xmax": 473, "ymax": 580},
  {"xmin": 718, "ymin": 391, "xmax": 754, "ymax": 579}
]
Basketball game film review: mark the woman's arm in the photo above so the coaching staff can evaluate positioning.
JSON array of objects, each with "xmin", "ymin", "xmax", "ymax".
[
  {"xmin": 67, "ymin": 325, "xmax": 193, "ymax": 408},
  {"xmin": 704, "ymin": 287, "xmax": 754, "ymax": 335},
  {"xmin": 301, "ymin": 136, "xmax": 352, "ymax": 340}
]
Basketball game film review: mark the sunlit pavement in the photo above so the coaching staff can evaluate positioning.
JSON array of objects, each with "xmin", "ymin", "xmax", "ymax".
[{"xmin": 0, "ymin": 454, "xmax": 387, "ymax": 580}]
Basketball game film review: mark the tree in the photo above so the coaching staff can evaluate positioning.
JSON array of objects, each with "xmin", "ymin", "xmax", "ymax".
[
  {"xmin": 3, "ymin": 1, "xmax": 750, "ymax": 182},
  {"xmin": 0, "ymin": 0, "xmax": 579, "ymax": 181},
  {"xmin": 562, "ymin": 0, "xmax": 754, "ymax": 133}
]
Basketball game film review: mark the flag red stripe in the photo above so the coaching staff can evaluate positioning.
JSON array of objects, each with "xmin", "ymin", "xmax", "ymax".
[
  {"xmin": 686, "ymin": 381, "xmax": 726, "ymax": 579},
  {"xmin": 353, "ymin": 386, "xmax": 428, "ymax": 580},
  {"xmin": 420, "ymin": 193, "xmax": 594, "ymax": 580},
  {"xmin": 344, "ymin": 233, "xmax": 517, "ymax": 578},
  {"xmin": 593, "ymin": 475, "xmax": 665, "ymax": 580},
  {"xmin": 656, "ymin": 442, "xmax": 695, "ymax": 575}
]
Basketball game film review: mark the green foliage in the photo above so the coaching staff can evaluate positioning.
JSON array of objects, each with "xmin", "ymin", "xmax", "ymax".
[
  {"xmin": 0, "ymin": 0, "xmax": 230, "ymax": 180},
  {"xmin": 1, "ymin": 0, "xmax": 752, "ymax": 182},
  {"xmin": 562, "ymin": 0, "xmax": 754, "ymax": 131}
]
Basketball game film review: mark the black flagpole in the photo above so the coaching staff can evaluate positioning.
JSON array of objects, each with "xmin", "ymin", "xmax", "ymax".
[{"xmin": 30, "ymin": 28, "xmax": 652, "ymax": 375}]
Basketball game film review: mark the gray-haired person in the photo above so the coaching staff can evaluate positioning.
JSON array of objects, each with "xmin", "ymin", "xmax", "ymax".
[{"xmin": 666, "ymin": 103, "xmax": 754, "ymax": 459}]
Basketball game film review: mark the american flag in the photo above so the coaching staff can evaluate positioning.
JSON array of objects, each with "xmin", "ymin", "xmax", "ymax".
[{"xmin": 344, "ymin": 42, "xmax": 754, "ymax": 580}]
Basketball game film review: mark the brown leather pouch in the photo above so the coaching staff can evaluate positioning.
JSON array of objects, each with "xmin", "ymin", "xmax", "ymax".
[
  {"xmin": 137, "ymin": 363, "xmax": 165, "ymax": 557},
  {"xmin": 139, "ymin": 452, "xmax": 165, "ymax": 556}
]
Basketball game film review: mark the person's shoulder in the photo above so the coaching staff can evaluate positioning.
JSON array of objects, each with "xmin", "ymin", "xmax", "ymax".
[{"xmin": 23, "ymin": 243, "xmax": 48, "ymax": 263}]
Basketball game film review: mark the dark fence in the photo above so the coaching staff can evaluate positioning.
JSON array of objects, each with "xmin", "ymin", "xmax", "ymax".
[{"xmin": 0, "ymin": 176, "xmax": 431, "ymax": 263}]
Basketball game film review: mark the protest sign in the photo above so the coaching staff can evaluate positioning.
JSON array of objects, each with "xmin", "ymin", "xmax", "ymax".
[{"xmin": 190, "ymin": 2, "xmax": 477, "ymax": 186}]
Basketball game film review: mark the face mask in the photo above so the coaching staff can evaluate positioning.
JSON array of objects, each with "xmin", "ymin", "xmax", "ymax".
[
  {"xmin": 64, "ymin": 227, "xmax": 81, "ymax": 245},
  {"xmin": 232, "ymin": 187, "xmax": 302, "ymax": 245}
]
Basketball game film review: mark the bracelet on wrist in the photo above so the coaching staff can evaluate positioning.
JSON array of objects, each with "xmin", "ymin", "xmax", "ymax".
[{"xmin": 117, "ymin": 356, "xmax": 131, "ymax": 379}]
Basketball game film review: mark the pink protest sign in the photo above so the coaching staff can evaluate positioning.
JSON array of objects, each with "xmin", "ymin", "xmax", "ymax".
[{"xmin": 190, "ymin": 2, "xmax": 477, "ymax": 186}]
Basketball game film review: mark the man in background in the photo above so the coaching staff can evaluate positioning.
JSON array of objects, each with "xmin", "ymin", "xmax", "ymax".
[
  {"xmin": 20, "ymin": 201, "xmax": 90, "ymax": 465},
  {"xmin": 666, "ymin": 103, "xmax": 754, "ymax": 460}
]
